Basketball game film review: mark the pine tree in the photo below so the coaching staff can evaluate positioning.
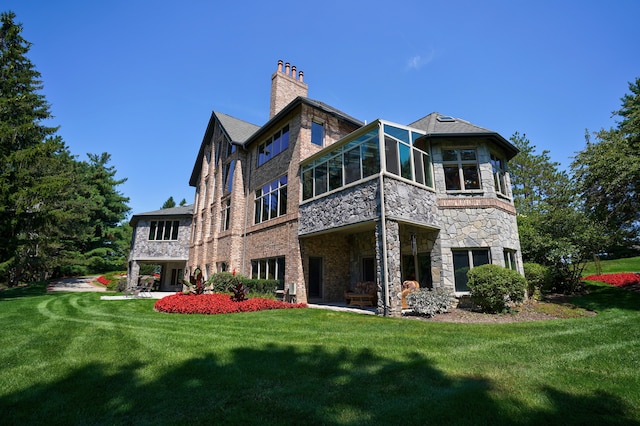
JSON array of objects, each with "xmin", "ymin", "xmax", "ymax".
[
  {"xmin": 0, "ymin": 11, "xmax": 72, "ymax": 284},
  {"xmin": 162, "ymin": 196, "xmax": 176, "ymax": 209}
]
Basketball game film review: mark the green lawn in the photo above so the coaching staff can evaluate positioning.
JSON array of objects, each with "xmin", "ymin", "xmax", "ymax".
[
  {"xmin": 1, "ymin": 279, "xmax": 639, "ymax": 425},
  {"xmin": 583, "ymin": 255, "xmax": 640, "ymax": 275}
]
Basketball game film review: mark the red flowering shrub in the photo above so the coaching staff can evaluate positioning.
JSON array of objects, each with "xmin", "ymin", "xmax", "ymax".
[
  {"xmin": 582, "ymin": 273, "xmax": 640, "ymax": 287},
  {"xmin": 154, "ymin": 293, "xmax": 307, "ymax": 315},
  {"xmin": 96, "ymin": 276, "xmax": 110, "ymax": 286}
]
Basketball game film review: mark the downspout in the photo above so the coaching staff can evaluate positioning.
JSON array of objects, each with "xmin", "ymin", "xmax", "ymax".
[
  {"xmin": 241, "ymin": 145, "xmax": 251, "ymax": 276},
  {"xmin": 377, "ymin": 122, "xmax": 390, "ymax": 316}
]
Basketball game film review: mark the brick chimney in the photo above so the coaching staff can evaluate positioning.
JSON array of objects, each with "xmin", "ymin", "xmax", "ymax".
[{"xmin": 270, "ymin": 59, "xmax": 308, "ymax": 119}]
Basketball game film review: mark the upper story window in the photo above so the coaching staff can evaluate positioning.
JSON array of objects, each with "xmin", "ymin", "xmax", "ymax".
[
  {"xmin": 301, "ymin": 121, "xmax": 434, "ymax": 201},
  {"xmin": 442, "ymin": 148, "xmax": 480, "ymax": 191},
  {"xmin": 311, "ymin": 121, "xmax": 324, "ymax": 146},
  {"xmin": 491, "ymin": 154, "xmax": 508, "ymax": 197},
  {"xmin": 149, "ymin": 220, "xmax": 180, "ymax": 241},
  {"xmin": 258, "ymin": 125, "xmax": 289, "ymax": 166},
  {"xmin": 226, "ymin": 141, "xmax": 236, "ymax": 157},
  {"xmin": 223, "ymin": 161, "xmax": 235, "ymax": 194},
  {"xmin": 383, "ymin": 124, "xmax": 433, "ymax": 187},
  {"xmin": 221, "ymin": 198, "xmax": 231, "ymax": 231},
  {"xmin": 255, "ymin": 176, "xmax": 288, "ymax": 224},
  {"xmin": 302, "ymin": 128, "xmax": 380, "ymax": 200}
]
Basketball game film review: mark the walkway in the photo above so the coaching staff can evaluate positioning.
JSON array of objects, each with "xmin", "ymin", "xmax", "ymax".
[{"xmin": 47, "ymin": 276, "xmax": 107, "ymax": 292}]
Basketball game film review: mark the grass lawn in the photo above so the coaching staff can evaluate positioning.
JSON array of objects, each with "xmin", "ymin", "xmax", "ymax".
[
  {"xmin": 583, "ymin": 255, "xmax": 640, "ymax": 275},
  {"xmin": 1, "ymin": 280, "xmax": 639, "ymax": 425}
]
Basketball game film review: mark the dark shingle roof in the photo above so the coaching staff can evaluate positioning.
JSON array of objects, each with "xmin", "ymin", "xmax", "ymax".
[
  {"xmin": 129, "ymin": 204, "xmax": 193, "ymax": 226},
  {"xmin": 215, "ymin": 111, "xmax": 261, "ymax": 144},
  {"xmin": 409, "ymin": 112, "xmax": 518, "ymax": 159}
]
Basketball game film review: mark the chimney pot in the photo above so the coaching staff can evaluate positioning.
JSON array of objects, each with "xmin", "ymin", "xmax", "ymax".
[
  {"xmin": 299, "ymin": 70, "xmax": 304, "ymax": 83},
  {"xmin": 277, "ymin": 60, "xmax": 283, "ymax": 73},
  {"xmin": 291, "ymin": 65, "xmax": 297, "ymax": 79},
  {"xmin": 284, "ymin": 62, "xmax": 290, "ymax": 76}
]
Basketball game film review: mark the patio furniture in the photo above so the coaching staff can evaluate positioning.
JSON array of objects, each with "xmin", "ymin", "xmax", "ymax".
[
  {"xmin": 125, "ymin": 276, "xmax": 155, "ymax": 298},
  {"xmin": 345, "ymin": 281, "xmax": 377, "ymax": 307}
]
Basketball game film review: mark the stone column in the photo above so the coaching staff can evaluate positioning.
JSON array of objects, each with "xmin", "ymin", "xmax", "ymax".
[{"xmin": 375, "ymin": 219, "xmax": 403, "ymax": 317}]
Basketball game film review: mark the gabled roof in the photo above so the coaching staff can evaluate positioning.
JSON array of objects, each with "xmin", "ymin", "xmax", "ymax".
[
  {"xmin": 189, "ymin": 112, "xmax": 260, "ymax": 186},
  {"xmin": 409, "ymin": 112, "xmax": 519, "ymax": 159},
  {"xmin": 240, "ymin": 96, "xmax": 363, "ymax": 149},
  {"xmin": 189, "ymin": 97, "xmax": 363, "ymax": 187},
  {"xmin": 129, "ymin": 204, "xmax": 194, "ymax": 226},
  {"xmin": 215, "ymin": 111, "xmax": 261, "ymax": 144}
]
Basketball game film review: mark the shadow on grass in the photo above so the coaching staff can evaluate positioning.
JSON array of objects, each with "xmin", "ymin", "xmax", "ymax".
[
  {"xmin": 573, "ymin": 282, "xmax": 640, "ymax": 313},
  {"xmin": 0, "ymin": 281, "xmax": 48, "ymax": 299},
  {"xmin": 1, "ymin": 344, "xmax": 637, "ymax": 425}
]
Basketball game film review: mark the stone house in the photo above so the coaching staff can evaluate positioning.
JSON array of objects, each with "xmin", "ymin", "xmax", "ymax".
[
  {"xmin": 127, "ymin": 204, "xmax": 193, "ymax": 292},
  {"xmin": 188, "ymin": 60, "xmax": 522, "ymax": 316}
]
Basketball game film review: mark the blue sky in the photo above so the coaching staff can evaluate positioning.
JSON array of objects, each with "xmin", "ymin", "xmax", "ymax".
[{"xmin": 4, "ymin": 0, "xmax": 639, "ymax": 216}]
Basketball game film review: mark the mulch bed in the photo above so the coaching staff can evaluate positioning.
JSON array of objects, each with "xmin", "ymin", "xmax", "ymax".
[{"xmin": 410, "ymin": 294, "xmax": 597, "ymax": 324}]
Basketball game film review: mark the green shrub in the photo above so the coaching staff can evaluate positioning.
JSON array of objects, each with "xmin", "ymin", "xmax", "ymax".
[
  {"xmin": 205, "ymin": 272, "xmax": 241, "ymax": 293},
  {"xmin": 467, "ymin": 264, "xmax": 526, "ymax": 313},
  {"xmin": 206, "ymin": 272, "xmax": 280, "ymax": 297},
  {"xmin": 242, "ymin": 278, "xmax": 280, "ymax": 294},
  {"xmin": 406, "ymin": 288, "xmax": 457, "ymax": 317},
  {"xmin": 57, "ymin": 264, "xmax": 89, "ymax": 277},
  {"xmin": 523, "ymin": 262, "xmax": 550, "ymax": 300}
]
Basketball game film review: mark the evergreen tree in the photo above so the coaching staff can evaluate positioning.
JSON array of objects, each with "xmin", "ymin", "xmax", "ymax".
[
  {"xmin": 0, "ymin": 11, "xmax": 74, "ymax": 284},
  {"xmin": 572, "ymin": 77, "xmax": 640, "ymax": 243},
  {"xmin": 0, "ymin": 12, "xmax": 131, "ymax": 282},
  {"xmin": 161, "ymin": 196, "xmax": 176, "ymax": 209},
  {"xmin": 179, "ymin": 198, "xmax": 187, "ymax": 206},
  {"xmin": 509, "ymin": 132, "xmax": 607, "ymax": 291},
  {"xmin": 77, "ymin": 153, "xmax": 130, "ymax": 272}
]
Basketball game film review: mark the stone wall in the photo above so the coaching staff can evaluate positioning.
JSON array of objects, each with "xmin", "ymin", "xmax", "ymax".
[{"xmin": 298, "ymin": 179, "xmax": 380, "ymax": 236}]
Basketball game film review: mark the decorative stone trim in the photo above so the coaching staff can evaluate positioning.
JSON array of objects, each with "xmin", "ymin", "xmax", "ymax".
[{"xmin": 437, "ymin": 197, "xmax": 516, "ymax": 215}]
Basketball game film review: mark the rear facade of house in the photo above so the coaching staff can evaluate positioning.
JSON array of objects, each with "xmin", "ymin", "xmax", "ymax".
[{"xmin": 188, "ymin": 60, "xmax": 522, "ymax": 317}]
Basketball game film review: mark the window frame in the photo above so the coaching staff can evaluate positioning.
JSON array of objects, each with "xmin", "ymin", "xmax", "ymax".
[
  {"xmin": 255, "ymin": 176, "xmax": 288, "ymax": 224},
  {"xmin": 452, "ymin": 248, "xmax": 491, "ymax": 292},
  {"xmin": 257, "ymin": 124, "xmax": 290, "ymax": 166},
  {"xmin": 442, "ymin": 148, "xmax": 481, "ymax": 191},
  {"xmin": 311, "ymin": 120, "xmax": 325, "ymax": 146},
  {"xmin": 148, "ymin": 220, "xmax": 180, "ymax": 241},
  {"xmin": 221, "ymin": 198, "xmax": 231, "ymax": 231},
  {"xmin": 251, "ymin": 256, "xmax": 285, "ymax": 284},
  {"xmin": 504, "ymin": 249, "xmax": 517, "ymax": 270},
  {"xmin": 491, "ymin": 153, "xmax": 509, "ymax": 197}
]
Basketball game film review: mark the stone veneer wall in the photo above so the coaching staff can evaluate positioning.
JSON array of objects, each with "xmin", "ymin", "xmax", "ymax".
[
  {"xmin": 436, "ymin": 206, "xmax": 523, "ymax": 291},
  {"xmin": 128, "ymin": 216, "xmax": 191, "ymax": 289},
  {"xmin": 298, "ymin": 179, "xmax": 380, "ymax": 235}
]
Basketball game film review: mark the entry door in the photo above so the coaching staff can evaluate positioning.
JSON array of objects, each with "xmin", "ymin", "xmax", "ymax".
[{"xmin": 308, "ymin": 257, "xmax": 323, "ymax": 298}]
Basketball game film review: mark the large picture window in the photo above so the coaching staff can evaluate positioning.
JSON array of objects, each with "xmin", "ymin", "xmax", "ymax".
[
  {"xmin": 301, "ymin": 128, "xmax": 380, "ymax": 200},
  {"xmin": 258, "ymin": 125, "xmax": 289, "ymax": 166},
  {"xmin": 255, "ymin": 176, "xmax": 288, "ymax": 224},
  {"xmin": 453, "ymin": 248, "xmax": 490, "ymax": 292},
  {"xmin": 443, "ymin": 148, "xmax": 480, "ymax": 191},
  {"xmin": 148, "ymin": 220, "xmax": 180, "ymax": 241},
  {"xmin": 251, "ymin": 256, "xmax": 285, "ymax": 282}
]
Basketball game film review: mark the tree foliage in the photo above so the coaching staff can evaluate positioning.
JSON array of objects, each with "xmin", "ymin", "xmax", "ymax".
[
  {"xmin": 510, "ymin": 132, "xmax": 609, "ymax": 292},
  {"xmin": 0, "ymin": 12, "xmax": 130, "ymax": 284},
  {"xmin": 162, "ymin": 196, "xmax": 176, "ymax": 209},
  {"xmin": 572, "ymin": 77, "xmax": 640, "ymax": 241}
]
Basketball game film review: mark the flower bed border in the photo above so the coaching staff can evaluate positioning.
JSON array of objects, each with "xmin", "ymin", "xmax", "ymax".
[{"xmin": 154, "ymin": 293, "xmax": 307, "ymax": 315}]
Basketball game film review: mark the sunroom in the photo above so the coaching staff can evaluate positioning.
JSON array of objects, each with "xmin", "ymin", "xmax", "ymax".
[{"xmin": 298, "ymin": 119, "xmax": 441, "ymax": 316}]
